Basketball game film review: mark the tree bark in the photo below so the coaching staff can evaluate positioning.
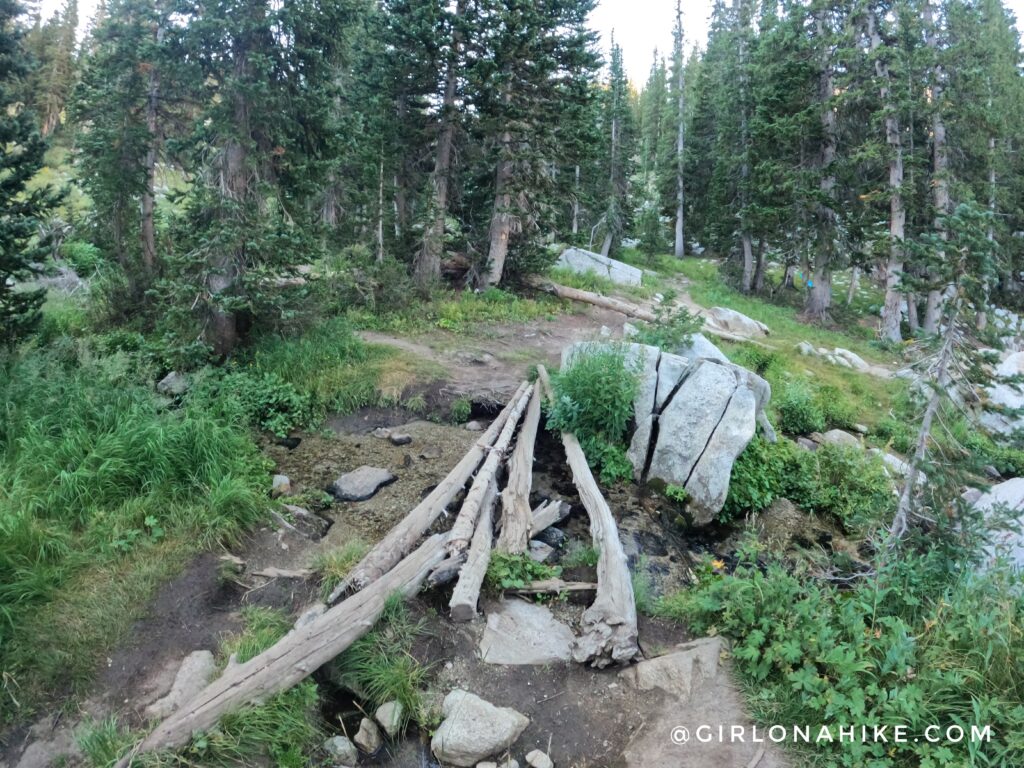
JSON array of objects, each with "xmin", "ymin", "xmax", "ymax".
[
  {"xmin": 447, "ymin": 383, "xmax": 533, "ymax": 556},
  {"xmin": 673, "ymin": 0, "xmax": 686, "ymax": 259},
  {"xmin": 416, "ymin": 0, "xmax": 464, "ymax": 287},
  {"xmin": 118, "ymin": 534, "xmax": 449, "ymax": 765},
  {"xmin": 449, "ymin": 478, "xmax": 498, "ymax": 622},
  {"xmin": 846, "ymin": 266, "xmax": 859, "ymax": 306},
  {"xmin": 496, "ymin": 384, "xmax": 542, "ymax": 554},
  {"xmin": 537, "ymin": 366, "xmax": 639, "ymax": 669},
  {"xmin": 485, "ymin": 128, "xmax": 514, "ymax": 286},
  {"xmin": 753, "ymin": 238, "xmax": 766, "ymax": 293},
  {"xmin": 332, "ymin": 382, "xmax": 529, "ymax": 600},
  {"xmin": 741, "ymin": 232, "xmax": 754, "ymax": 294},
  {"xmin": 572, "ymin": 164, "xmax": 581, "ymax": 237},
  {"xmin": 140, "ymin": 23, "xmax": 163, "ymax": 279},
  {"xmin": 922, "ymin": 0, "xmax": 949, "ymax": 335}
]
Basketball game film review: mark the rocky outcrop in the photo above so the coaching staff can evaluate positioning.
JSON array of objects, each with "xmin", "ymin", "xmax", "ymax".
[
  {"xmin": 973, "ymin": 477, "xmax": 1024, "ymax": 569},
  {"xmin": 981, "ymin": 351, "xmax": 1024, "ymax": 436},
  {"xmin": 555, "ymin": 247, "xmax": 643, "ymax": 286},
  {"xmin": 705, "ymin": 306, "xmax": 769, "ymax": 338},
  {"xmin": 431, "ymin": 690, "xmax": 529, "ymax": 767},
  {"xmin": 562, "ymin": 337, "xmax": 773, "ymax": 524}
]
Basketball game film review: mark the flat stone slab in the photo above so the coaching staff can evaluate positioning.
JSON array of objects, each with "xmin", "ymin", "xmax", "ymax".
[
  {"xmin": 329, "ymin": 466, "xmax": 396, "ymax": 501},
  {"xmin": 555, "ymin": 247, "xmax": 643, "ymax": 286},
  {"xmin": 479, "ymin": 599, "xmax": 575, "ymax": 665}
]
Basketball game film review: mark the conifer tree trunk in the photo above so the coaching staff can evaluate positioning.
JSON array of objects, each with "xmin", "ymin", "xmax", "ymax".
[
  {"xmin": 485, "ymin": 127, "xmax": 513, "ymax": 285},
  {"xmin": 673, "ymin": 0, "xmax": 685, "ymax": 259},
  {"xmin": 571, "ymin": 164, "xmax": 580, "ymax": 237},
  {"xmin": 871, "ymin": 10, "xmax": 906, "ymax": 343},
  {"xmin": 923, "ymin": 0, "xmax": 949, "ymax": 334},
  {"xmin": 416, "ymin": 0, "xmax": 465, "ymax": 287},
  {"xmin": 140, "ymin": 24, "xmax": 162, "ymax": 279}
]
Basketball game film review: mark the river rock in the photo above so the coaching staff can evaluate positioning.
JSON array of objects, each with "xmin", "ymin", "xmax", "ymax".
[
  {"xmin": 156, "ymin": 370, "xmax": 189, "ymax": 396},
  {"xmin": 329, "ymin": 466, "xmax": 396, "ymax": 501},
  {"xmin": 555, "ymin": 246, "xmax": 643, "ymax": 286},
  {"xmin": 389, "ymin": 432, "xmax": 413, "ymax": 446},
  {"xmin": 479, "ymin": 599, "xmax": 575, "ymax": 665},
  {"xmin": 375, "ymin": 700, "xmax": 404, "ymax": 738},
  {"xmin": 431, "ymin": 690, "xmax": 529, "ymax": 767},
  {"xmin": 271, "ymin": 474, "xmax": 291, "ymax": 498},
  {"xmin": 526, "ymin": 750, "xmax": 554, "ymax": 768},
  {"xmin": 832, "ymin": 348, "xmax": 870, "ymax": 371},
  {"xmin": 355, "ymin": 717, "xmax": 382, "ymax": 753},
  {"xmin": 323, "ymin": 735, "xmax": 358, "ymax": 765}
]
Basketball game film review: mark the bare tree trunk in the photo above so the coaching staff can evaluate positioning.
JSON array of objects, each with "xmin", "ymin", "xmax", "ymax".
[
  {"xmin": 485, "ymin": 129, "xmax": 513, "ymax": 286},
  {"xmin": 416, "ymin": 0, "xmax": 464, "ymax": 287},
  {"xmin": 140, "ymin": 24, "xmax": 163, "ymax": 279},
  {"xmin": 741, "ymin": 232, "xmax": 754, "ymax": 294},
  {"xmin": 393, "ymin": 97, "xmax": 411, "ymax": 240},
  {"xmin": 871, "ymin": 10, "xmax": 906, "ymax": 342},
  {"xmin": 753, "ymin": 238, "xmax": 766, "ymax": 293},
  {"xmin": 907, "ymin": 292, "xmax": 920, "ymax": 333},
  {"xmin": 737, "ymin": 0, "xmax": 752, "ymax": 290},
  {"xmin": 375, "ymin": 151, "xmax": 385, "ymax": 263},
  {"xmin": 572, "ymin": 165, "xmax": 581, "ymax": 237},
  {"xmin": 673, "ymin": 0, "xmax": 686, "ymax": 259},
  {"xmin": 922, "ymin": 0, "xmax": 949, "ymax": 335},
  {"xmin": 805, "ymin": 8, "xmax": 837, "ymax": 321},
  {"xmin": 846, "ymin": 266, "xmax": 859, "ymax": 306}
]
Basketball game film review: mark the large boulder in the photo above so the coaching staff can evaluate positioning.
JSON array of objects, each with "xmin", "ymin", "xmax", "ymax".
[
  {"xmin": 705, "ymin": 306, "xmax": 769, "ymax": 338},
  {"xmin": 431, "ymin": 690, "xmax": 529, "ymax": 767},
  {"xmin": 973, "ymin": 477, "xmax": 1024, "ymax": 569},
  {"xmin": 625, "ymin": 345, "xmax": 662, "ymax": 479},
  {"xmin": 555, "ymin": 247, "xmax": 643, "ymax": 286},
  {"xmin": 676, "ymin": 332, "xmax": 729, "ymax": 364},
  {"xmin": 981, "ymin": 351, "xmax": 1024, "ymax": 435}
]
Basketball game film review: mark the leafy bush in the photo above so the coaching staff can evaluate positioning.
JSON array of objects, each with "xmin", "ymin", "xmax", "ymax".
[
  {"xmin": 193, "ymin": 370, "xmax": 313, "ymax": 437},
  {"xmin": 874, "ymin": 415, "xmax": 916, "ymax": 455},
  {"xmin": 547, "ymin": 346, "xmax": 639, "ymax": 485},
  {"xmin": 630, "ymin": 306, "xmax": 703, "ymax": 350},
  {"xmin": 318, "ymin": 246, "xmax": 414, "ymax": 314},
  {"xmin": 774, "ymin": 379, "xmax": 826, "ymax": 434},
  {"xmin": 722, "ymin": 437, "xmax": 801, "ymax": 520},
  {"xmin": 60, "ymin": 240, "xmax": 104, "ymax": 274},
  {"xmin": 450, "ymin": 396, "xmax": 472, "ymax": 424},
  {"xmin": 658, "ymin": 542, "xmax": 1024, "ymax": 768},
  {"xmin": 485, "ymin": 552, "xmax": 561, "ymax": 590}
]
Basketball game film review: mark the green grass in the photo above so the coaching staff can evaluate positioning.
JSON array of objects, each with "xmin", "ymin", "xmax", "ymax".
[
  {"xmin": 313, "ymin": 540, "xmax": 369, "ymax": 601},
  {"xmin": 561, "ymin": 540, "xmax": 600, "ymax": 568},
  {"xmin": 0, "ymin": 343, "xmax": 268, "ymax": 723},
  {"xmin": 348, "ymin": 286, "xmax": 564, "ymax": 336}
]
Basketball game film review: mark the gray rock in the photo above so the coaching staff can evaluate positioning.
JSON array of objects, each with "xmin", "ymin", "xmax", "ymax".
[
  {"xmin": 648, "ymin": 361, "xmax": 737, "ymax": 491},
  {"xmin": 479, "ymin": 600, "xmax": 575, "ymax": 665},
  {"xmin": 144, "ymin": 650, "xmax": 218, "ymax": 719},
  {"xmin": 555, "ymin": 247, "xmax": 643, "ymax": 286},
  {"xmin": 371, "ymin": 427, "xmax": 392, "ymax": 439},
  {"xmin": 796, "ymin": 437, "xmax": 819, "ymax": 452},
  {"xmin": 675, "ymin": 332, "xmax": 729, "ymax": 364},
  {"xmin": 527, "ymin": 540, "xmax": 554, "ymax": 563},
  {"xmin": 464, "ymin": 420, "xmax": 485, "ymax": 432},
  {"xmin": 706, "ymin": 306, "xmax": 769, "ymax": 338},
  {"xmin": 477, "ymin": 761, "xmax": 519, "ymax": 768},
  {"xmin": 375, "ymin": 700, "xmax": 404, "ymax": 738},
  {"xmin": 271, "ymin": 474, "xmax": 291, "ymax": 498},
  {"xmin": 623, "ymin": 322, "xmax": 640, "ymax": 338},
  {"xmin": 796, "ymin": 341, "xmax": 817, "ymax": 357},
  {"xmin": 156, "ymin": 371, "xmax": 189, "ymax": 396},
  {"xmin": 625, "ymin": 344, "xmax": 662, "ymax": 478},
  {"xmin": 389, "ymin": 432, "xmax": 413, "ymax": 446},
  {"xmin": 323, "ymin": 735, "xmax": 359, "ymax": 765},
  {"xmin": 813, "ymin": 429, "xmax": 861, "ymax": 448},
  {"xmin": 685, "ymin": 387, "xmax": 757, "ymax": 524},
  {"xmin": 431, "ymin": 689, "xmax": 529, "ymax": 767},
  {"xmin": 620, "ymin": 636, "xmax": 724, "ymax": 698},
  {"xmin": 533, "ymin": 526, "xmax": 565, "ymax": 548},
  {"xmin": 832, "ymin": 348, "xmax": 870, "ymax": 371},
  {"xmin": 329, "ymin": 466, "xmax": 396, "ymax": 501},
  {"xmin": 526, "ymin": 750, "xmax": 554, "ymax": 768},
  {"xmin": 852, "ymin": 423, "xmax": 869, "ymax": 434},
  {"xmin": 355, "ymin": 717, "xmax": 382, "ymax": 753},
  {"xmin": 654, "ymin": 352, "xmax": 690, "ymax": 412},
  {"xmin": 974, "ymin": 478, "xmax": 1024, "ymax": 570}
]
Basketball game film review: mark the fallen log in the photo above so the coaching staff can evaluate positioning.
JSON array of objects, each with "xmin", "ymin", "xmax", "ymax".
[
  {"xmin": 529, "ymin": 277, "xmax": 768, "ymax": 347},
  {"xmin": 511, "ymin": 579, "xmax": 597, "ymax": 596},
  {"xmin": 537, "ymin": 365, "xmax": 639, "ymax": 669},
  {"xmin": 531, "ymin": 498, "xmax": 570, "ymax": 533},
  {"xmin": 449, "ymin": 477, "xmax": 499, "ymax": 621},
  {"xmin": 447, "ymin": 382, "xmax": 533, "ymax": 556},
  {"xmin": 495, "ymin": 384, "xmax": 542, "ymax": 554},
  {"xmin": 330, "ymin": 382, "xmax": 529, "ymax": 601},
  {"xmin": 117, "ymin": 534, "xmax": 449, "ymax": 766}
]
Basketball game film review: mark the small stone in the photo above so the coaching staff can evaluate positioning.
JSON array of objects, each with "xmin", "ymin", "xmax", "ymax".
[
  {"xmin": 371, "ymin": 427, "xmax": 392, "ymax": 439},
  {"xmin": 274, "ymin": 435, "xmax": 302, "ymax": 450},
  {"xmin": 329, "ymin": 466, "xmax": 397, "ymax": 501},
  {"xmin": 796, "ymin": 341, "xmax": 816, "ymax": 357},
  {"xmin": 526, "ymin": 750, "xmax": 554, "ymax": 768},
  {"xmin": 271, "ymin": 474, "xmax": 291, "ymax": 498},
  {"xmin": 852, "ymin": 423, "xmax": 869, "ymax": 434},
  {"xmin": 323, "ymin": 735, "xmax": 358, "ymax": 765},
  {"xmin": 389, "ymin": 433, "xmax": 413, "ymax": 446},
  {"xmin": 431, "ymin": 689, "xmax": 529, "ymax": 767},
  {"xmin": 464, "ymin": 420, "xmax": 484, "ymax": 432},
  {"xmin": 420, "ymin": 446, "xmax": 442, "ymax": 460},
  {"xmin": 796, "ymin": 437, "xmax": 819, "ymax": 452},
  {"xmin": 354, "ymin": 717, "xmax": 382, "ymax": 753},
  {"xmin": 375, "ymin": 700, "xmax": 405, "ymax": 738},
  {"xmin": 599, "ymin": 325, "xmax": 612, "ymax": 337},
  {"xmin": 528, "ymin": 540, "xmax": 554, "ymax": 563}
]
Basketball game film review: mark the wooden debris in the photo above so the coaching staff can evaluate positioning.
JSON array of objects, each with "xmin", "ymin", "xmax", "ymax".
[
  {"xmin": 117, "ymin": 534, "xmax": 449, "ymax": 766},
  {"xmin": 531, "ymin": 499, "xmax": 569, "ymax": 534},
  {"xmin": 495, "ymin": 384, "xmax": 542, "ymax": 554},
  {"xmin": 446, "ymin": 382, "xmax": 533, "ymax": 556},
  {"xmin": 330, "ymin": 382, "xmax": 529, "ymax": 602},
  {"xmin": 537, "ymin": 365, "xmax": 640, "ymax": 669},
  {"xmin": 448, "ymin": 478, "xmax": 499, "ymax": 621},
  {"xmin": 511, "ymin": 579, "xmax": 597, "ymax": 596}
]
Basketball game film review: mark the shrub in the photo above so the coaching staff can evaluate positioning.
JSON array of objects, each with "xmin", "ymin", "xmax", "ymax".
[
  {"xmin": 658, "ymin": 542, "xmax": 1024, "ymax": 768},
  {"xmin": 721, "ymin": 437, "xmax": 801, "ymax": 521},
  {"xmin": 60, "ymin": 240, "xmax": 104, "ymax": 274},
  {"xmin": 485, "ymin": 552, "xmax": 560, "ymax": 591},
  {"xmin": 630, "ymin": 306, "xmax": 703, "ymax": 351},
  {"xmin": 450, "ymin": 396, "xmax": 472, "ymax": 424},
  {"xmin": 193, "ymin": 370, "xmax": 313, "ymax": 437},
  {"xmin": 774, "ymin": 379, "xmax": 826, "ymax": 435},
  {"xmin": 547, "ymin": 346, "xmax": 639, "ymax": 485}
]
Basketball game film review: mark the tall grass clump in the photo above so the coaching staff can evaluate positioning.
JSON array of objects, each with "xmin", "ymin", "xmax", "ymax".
[
  {"xmin": 547, "ymin": 346, "xmax": 639, "ymax": 484},
  {"xmin": 0, "ymin": 343, "xmax": 267, "ymax": 721}
]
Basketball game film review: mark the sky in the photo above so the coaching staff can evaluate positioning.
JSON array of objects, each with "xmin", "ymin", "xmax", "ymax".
[{"xmin": 39, "ymin": 0, "xmax": 1024, "ymax": 87}]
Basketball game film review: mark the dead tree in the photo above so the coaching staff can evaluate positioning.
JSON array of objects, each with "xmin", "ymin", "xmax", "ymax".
[{"xmin": 496, "ymin": 384, "xmax": 542, "ymax": 553}]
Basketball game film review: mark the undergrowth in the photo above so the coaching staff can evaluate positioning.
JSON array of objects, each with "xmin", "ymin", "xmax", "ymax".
[
  {"xmin": 485, "ymin": 552, "xmax": 561, "ymax": 591},
  {"xmin": 313, "ymin": 539, "xmax": 369, "ymax": 600}
]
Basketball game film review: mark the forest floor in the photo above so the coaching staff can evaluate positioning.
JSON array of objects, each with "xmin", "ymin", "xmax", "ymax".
[{"xmin": 2, "ymin": 260, "xmax": 904, "ymax": 768}]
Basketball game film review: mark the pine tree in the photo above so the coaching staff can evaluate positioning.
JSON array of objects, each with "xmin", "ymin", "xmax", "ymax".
[
  {"xmin": 0, "ymin": 0, "xmax": 57, "ymax": 344},
  {"xmin": 597, "ymin": 36, "xmax": 633, "ymax": 259},
  {"xmin": 670, "ymin": 0, "xmax": 686, "ymax": 258},
  {"xmin": 30, "ymin": 0, "xmax": 77, "ymax": 136}
]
